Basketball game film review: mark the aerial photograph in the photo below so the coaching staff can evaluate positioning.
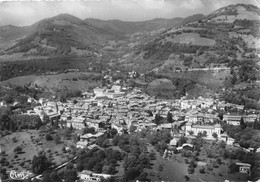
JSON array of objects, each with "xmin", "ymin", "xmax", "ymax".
[{"xmin": 0, "ymin": 0, "xmax": 260, "ymax": 181}]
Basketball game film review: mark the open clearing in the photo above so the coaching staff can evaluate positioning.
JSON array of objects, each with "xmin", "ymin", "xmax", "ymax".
[
  {"xmin": 146, "ymin": 143, "xmax": 248, "ymax": 182},
  {"xmin": 0, "ymin": 72, "xmax": 101, "ymax": 91},
  {"xmin": 0, "ymin": 130, "xmax": 75, "ymax": 172},
  {"xmin": 165, "ymin": 33, "xmax": 216, "ymax": 46}
]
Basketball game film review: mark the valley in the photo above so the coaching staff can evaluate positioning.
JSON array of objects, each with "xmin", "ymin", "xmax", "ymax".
[{"xmin": 0, "ymin": 2, "xmax": 260, "ymax": 182}]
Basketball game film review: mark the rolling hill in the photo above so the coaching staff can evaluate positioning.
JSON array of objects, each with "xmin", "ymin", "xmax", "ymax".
[
  {"xmin": 0, "ymin": 13, "xmax": 205, "ymax": 58},
  {"xmin": 84, "ymin": 14, "xmax": 204, "ymax": 35},
  {"xmin": 129, "ymin": 3, "xmax": 260, "ymax": 71},
  {"xmin": 84, "ymin": 17, "xmax": 183, "ymax": 35},
  {"xmin": 0, "ymin": 25, "xmax": 31, "ymax": 44},
  {"xmin": 120, "ymin": 3, "xmax": 260, "ymax": 103},
  {"xmin": 0, "ymin": 3, "xmax": 259, "ymax": 104},
  {"xmin": 1, "ymin": 14, "xmax": 123, "ymax": 56}
]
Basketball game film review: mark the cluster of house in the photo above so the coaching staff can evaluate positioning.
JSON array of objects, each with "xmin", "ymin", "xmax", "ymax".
[
  {"xmin": 26, "ymin": 86, "xmax": 260, "ymax": 142},
  {"xmin": 23, "ymin": 85, "xmax": 260, "ymax": 180}
]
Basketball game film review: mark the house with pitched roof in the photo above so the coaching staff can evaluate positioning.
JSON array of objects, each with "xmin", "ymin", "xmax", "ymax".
[{"xmin": 185, "ymin": 122, "xmax": 221, "ymax": 138}]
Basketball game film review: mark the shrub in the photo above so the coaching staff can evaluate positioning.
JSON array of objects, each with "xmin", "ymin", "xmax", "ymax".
[
  {"xmin": 216, "ymin": 158, "xmax": 222, "ymax": 165},
  {"xmin": 189, "ymin": 160, "xmax": 197, "ymax": 168},
  {"xmin": 207, "ymin": 166, "xmax": 213, "ymax": 171},
  {"xmin": 185, "ymin": 175, "xmax": 190, "ymax": 181},
  {"xmin": 12, "ymin": 137, "xmax": 18, "ymax": 143},
  {"xmin": 13, "ymin": 146, "xmax": 22, "ymax": 154},
  {"xmin": 213, "ymin": 163, "xmax": 219, "ymax": 168},
  {"xmin": 229, "ymin": 163, "xmax": 239, "ymax": 173},
  {"xmin": 188, "ymin": 167, "xmax": 194, "ymax": 174},
  {"xmin": 199, "ymin": 167, "xmax": 206, "ymax": 173},
  {"xmin": 45, "ymin": 134, "xmax": 53, "ymax": 141},
  {"xmin": 148, "ymin": 152, "xmax": 156, "ymax": 160}
]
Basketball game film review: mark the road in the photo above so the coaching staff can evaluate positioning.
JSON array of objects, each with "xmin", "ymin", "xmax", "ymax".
[{"xmin": 30, "ymin": 156, "xmax": 78, "ymax": 180}]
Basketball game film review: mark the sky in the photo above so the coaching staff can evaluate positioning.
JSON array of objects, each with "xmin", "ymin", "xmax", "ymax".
[{"xmin": 0, "ymin": 0, "xmax": 259, "ymax": 26}]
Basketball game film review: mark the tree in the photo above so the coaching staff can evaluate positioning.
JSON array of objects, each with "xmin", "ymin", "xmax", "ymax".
[
  {"xmin": 0, "ymin": 106, "xmax": 12, "ymax": 131},
  {"xmin": 178, "ymin": 136, "xmax": 187, "ymax": 146},
  {"xmin": 212, "ymin": 132, "xmax": 218, "ymax": 139},
  {"xmin": 66, "ymin": 163, "xmax": 74, "ymax": 170},
  {"xmin": 154, "ymin": 114, "xmax": 162, "ymax": 125},
  {"xmin": 32, "ymin": 154, "xmax": 51, "ymax": 174},
  {"xmin": 167, "ymin": 112, "xmax": 173, "ymax": 123},
  {"xmin": 93, "ymin": 162, "xmax": 103, "ymax": 173},
  {"xmin": 188, "ymin": 166, "xmax": 194, "ymax": 174},
  {"xmin": 60, "ymin": 94, "xmax": 67, "ymax": 103},
  {"xmin": 146, "ymin": 110, "xmax": 153, "ymax": 117},
  {"xmin": 229, "ymin": 163, "xmax": 239, "ymax": 173},
  {"xmin": 138, "ymin": 172, "xmax": 149, "ymax": 181},
  {"xmin": 13, "ymin": 146, "xmax": 23, "ymax": 154},
  {"xmin": 42, "ymin": 170, "xmax": 61, "ymax": 182},
  {"xmin": 54, "ymin": 134, "xmax": 61, "ymax": 144},
  {"xmin": 45, "ymin": 134, "xmax": 53, "ymax": 141},
  {"xmin": 218, "ymin": 113, "xmax": 224, "ymax": 120},
  {"xmin": 110, "ymin": 128, "xmax": 118, "ymax": 137},
  {"xmin": 216, "ymin": 158, "xmax": 222, "ymax": 165},
  {"xmin": 231, "ymin": 72, "xmax": 237, "ymax": 85},
  {"xmin": 202, "ymin": 131, "xmax": 207, "ymax": 137},
  {"xmin": 199, "ymin": 167, "xmax": 206, "ymax": 173},
  {"xmin": 4, "ymin": 93, "xmax": 14, "ymax": 104},
  {"xmin": 83, "ymin": 127, "xmax": 95, "ymax": 134},
  {"xmin": 240, "ymin": 117, "xmax": 247, "ymax": 130},
  {"xmin": 188, "ymin": 130, "xmax": 194, "ymax": 135},
  {"xmin": 253, "ymin": 119, "xmax": 260, "ymax": 130},
  {"xmin": 62, "ymin": 169, "xmax": 78, "ymax": 182},
  {"xmin": 42, "ymin": 115, "xmax": 50, "ymax": 125},
  {"xmin": 129, "ymin": 125, "xmax": 137, "ymax": 133},
  {"xmin": 124, "ymin": 167, "xmax": 141, "ymax": 181}
]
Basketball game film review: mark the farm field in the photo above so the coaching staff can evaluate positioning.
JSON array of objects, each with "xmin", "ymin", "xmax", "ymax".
[
  {"xmin": 145, "ymin": 142, "xmax": 248, "ymax": 182},
  {"xmin": 165, "ymin": 33, "xmax": 216, "ymax": 46},
  {"xmin": 146, "ymin": 147, "xmax": 189, "ymax": 182},
  {"xmin": 0, "ymin": 129, "xmax": 75, "ymax": 173},
  {"xmin": 0, "ymin": 72, "xmax": 101, "ymax": 92}
]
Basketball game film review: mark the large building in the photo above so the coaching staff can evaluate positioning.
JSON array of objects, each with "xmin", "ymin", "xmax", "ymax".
[
  {"xmin": 223, "ymin": 114, "xmax": 241, "ymax": 125},
  {"xmin": 67, "ymin": 116, "xmax": 86, "ymax": 130},
  {"xmin": 185, "ymin": 122, "xmax": 221, "ymax": 138}
]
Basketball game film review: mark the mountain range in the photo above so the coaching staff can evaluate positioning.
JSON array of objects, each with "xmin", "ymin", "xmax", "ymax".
[
  {"xmin": 0, "ymin": 3, "xmax": 259, "ymax": 103},
  {"xmin": 0, "ymin": 13, "xmax": 205, "ymax": 56}
]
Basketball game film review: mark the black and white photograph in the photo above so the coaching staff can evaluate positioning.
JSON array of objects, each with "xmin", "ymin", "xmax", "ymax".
[{"xmin": 0, "ymin": 0, "xmax": 260, "ymax": 181}]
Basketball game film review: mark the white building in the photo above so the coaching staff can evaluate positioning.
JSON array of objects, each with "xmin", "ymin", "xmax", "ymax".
[
  {"xmin": 223, "ymin": 114, "xmax": 241, "ymax": 125},
  {"xmin": 67, "ymin": 116, "xmax": 86, "ymax": 129},
  {"xmin": 94, "ymin": 88, "xmax": 106, "ymax": 97},
  {"xmin": 76, "ymin": 141, "xmax": 88, "ymax": 149},
  {"xmin": 78, "ymin": 170, "xmax": 113, "ymax": 182},
  {"xmin": 111, "ymin": 85, "xmax": 121, "ymax": 93},
  {"xmin": 185, "ymin": 122, "xmax": 221, "ymax": 137}
]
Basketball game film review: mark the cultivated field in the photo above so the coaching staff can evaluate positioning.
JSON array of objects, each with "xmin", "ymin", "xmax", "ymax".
[
  {"xmin": 0, "ymin": 72, "xmax": 101, "ymax": 92},
  {"xmin": 145, "ymin": 143, "xmax": 248, "ymax": 182},
  {"xmin": 165, "ymin": 33, "xmax": 216, "ymax": 46},
  {"xmin": 0, "ymin": 129, "xmax": 75, "ymax": 172}
]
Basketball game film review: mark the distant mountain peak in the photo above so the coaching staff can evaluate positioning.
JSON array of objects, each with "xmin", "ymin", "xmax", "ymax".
[{"xmin": 206, "ymin": 3, "xmax": 260, "ymax": 22}]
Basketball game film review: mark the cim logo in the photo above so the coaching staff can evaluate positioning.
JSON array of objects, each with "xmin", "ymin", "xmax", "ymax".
[{"xmin": 7, "ymin": 170, "xmax": 33, "ymax": 180}]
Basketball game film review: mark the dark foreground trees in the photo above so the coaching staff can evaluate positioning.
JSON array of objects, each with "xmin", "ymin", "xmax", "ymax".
[{"xmin": 32, "ymin": 153, "xmax": 52, "ymax": 174}]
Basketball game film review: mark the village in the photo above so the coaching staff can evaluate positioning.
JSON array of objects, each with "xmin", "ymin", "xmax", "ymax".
[{"xmin": 20, "ymin": 83, "xmax": 260, "ymax": 181}]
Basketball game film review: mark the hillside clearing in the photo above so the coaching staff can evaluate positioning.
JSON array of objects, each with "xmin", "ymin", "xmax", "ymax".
[{"xmin": 165, "ymin": 33, "xmax": 216, "ymax": 46}]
